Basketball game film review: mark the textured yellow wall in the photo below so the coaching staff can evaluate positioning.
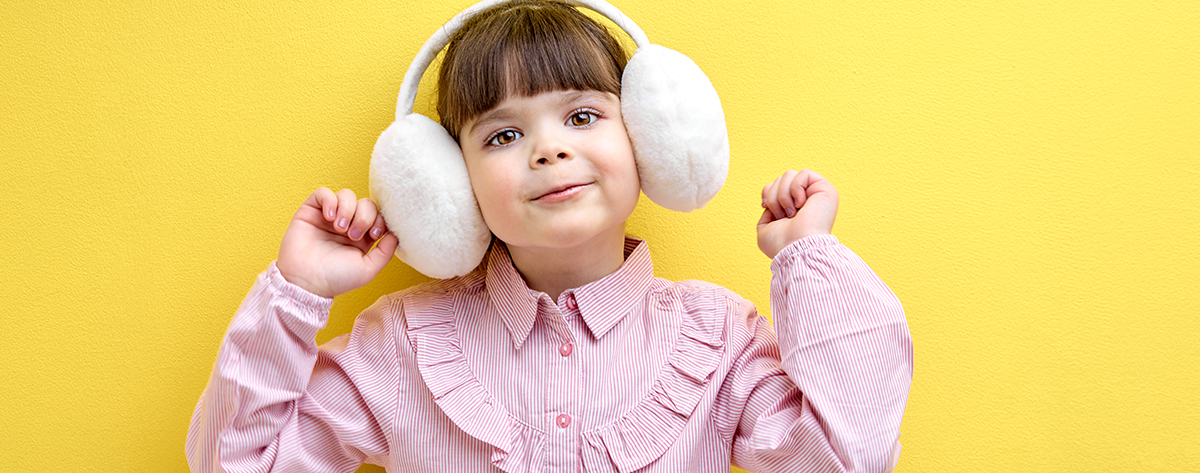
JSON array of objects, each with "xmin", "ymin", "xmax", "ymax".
[{"xmin": 2, "ymin": 0, "xmax": 1197, "ymax": 471}]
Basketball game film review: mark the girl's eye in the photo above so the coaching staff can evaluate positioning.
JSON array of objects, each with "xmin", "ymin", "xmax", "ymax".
[
  {"xmin": 569, "ymin": 111, "xmax": 598, "ymax": 127},
  {"xmin": 488, "ymin": 130, "xmax": 521, "ymax": 146}
]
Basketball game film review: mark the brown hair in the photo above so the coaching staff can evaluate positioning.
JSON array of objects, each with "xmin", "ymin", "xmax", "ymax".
[{"xmin": 436, "ymin": 0, "xmax": 628, "ymax": 140}]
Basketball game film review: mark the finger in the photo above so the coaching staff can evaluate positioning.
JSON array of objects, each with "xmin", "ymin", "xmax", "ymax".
[
  {"xmin": 347, "ymin": 198, "xmax": 378, "ymax": 241},
  {"xmin": 313, "ymin": 187, "xmax": 338, "ymax": 222},
  {"xmin": 334, "ymin": 189, "xmax": 357, "ymax": 233},
  {"xmin": 777, "ymin": 170, "xmax": 800, "ymax": 217},
  {"xmin": 763, "ymin": 176, "xmax": 785, "ymax": 220},
  {"xmin": 793, "ymin": 169, "xmax": 839, "ymax": 231},
  {"xmin": 795, "ymin": 169, "xmax": 835, "ymax": 202},
  {"xmin": 756, "ymin": 207, "xmax": 774, "ymax": 227},
  {"xmin": 367, "ymin": 212, "xmax": 389, "ymax": 240},
  {"xmin": 788, "ymin": 170, "xmax": 811, "ymax": 213},
  {"xmin": 363, "ymin": 232, "xmax": 398, "ymax": 273},
  {"xmin": 769, "ymin": 178, "xmax": 789, "ymax": 219}
]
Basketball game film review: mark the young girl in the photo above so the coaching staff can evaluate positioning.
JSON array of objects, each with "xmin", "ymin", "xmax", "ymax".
[{"xmin": 186, "ymin": 1, "xmax": 912, "ymax": 472}]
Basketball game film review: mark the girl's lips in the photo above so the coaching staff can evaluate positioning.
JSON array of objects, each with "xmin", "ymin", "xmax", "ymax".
[{"xmin": 534, "ymin": 183, "xmax": 590, "ymax": 203}]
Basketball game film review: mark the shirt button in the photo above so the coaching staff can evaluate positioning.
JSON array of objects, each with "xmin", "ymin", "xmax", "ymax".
[
  {"xmin": 565, "ymin": 296, "xmax": 578, "ymax": 311},
  {"xmin": 558, "ymin": 342, "xmax": 573, "ymax": 357},
  {"xmin": 556, "ymin": 414, "xmax": 572, "ymax": 429}
]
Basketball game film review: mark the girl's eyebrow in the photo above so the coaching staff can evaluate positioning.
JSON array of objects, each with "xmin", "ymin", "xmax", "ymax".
[
  {"xmin": 466, "ymin": 108, "xmax": 518, "ymax": 140},
  {"xmin": 558, "ymin": 90, "xmax": 611, "ymax": 107}
]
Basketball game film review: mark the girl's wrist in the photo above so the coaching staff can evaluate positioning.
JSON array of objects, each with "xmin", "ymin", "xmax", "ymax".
[
  {"xmin": 268, "ymin": 261, "xmax": 335, "ymax": 307},
  {"xmin": 274, "ymin": 261, "xmax": 333, "ymax": 299}
]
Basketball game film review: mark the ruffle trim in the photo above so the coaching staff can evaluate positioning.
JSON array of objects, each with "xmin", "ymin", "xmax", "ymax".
[
  {"xmin": 405, "ymin": 284, "xmax": 727, "ymax": 473},
  {"xmin": 580, "ymin": 286, "xmax": 728, "ymax": 473},
  {"xmin": 404, "ymin": 288, "xmax": 546, "ymax": 473}
]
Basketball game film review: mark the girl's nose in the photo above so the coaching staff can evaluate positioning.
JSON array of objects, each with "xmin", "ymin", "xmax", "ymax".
[{"xmin": 531, "ymin": 133, "xmax": 573, "ymax": 167}]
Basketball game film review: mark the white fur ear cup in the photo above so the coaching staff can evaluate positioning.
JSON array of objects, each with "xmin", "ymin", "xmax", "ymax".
[
  {"xmin": 621, "ymin": 44, "xmax": 730, "ymax": 212},
  {"xmin": 370, "ymin": 114, "xmax": 492, "ymax": 279}
]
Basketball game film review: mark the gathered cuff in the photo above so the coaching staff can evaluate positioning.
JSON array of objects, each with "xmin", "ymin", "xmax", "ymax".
[
  {"xmin": 769, "ymin": 234, "xmax": 840, "ymax": 274},
  {"xmin": 579, "ymin": 287, "xmax": 728, "ymax": 473}
]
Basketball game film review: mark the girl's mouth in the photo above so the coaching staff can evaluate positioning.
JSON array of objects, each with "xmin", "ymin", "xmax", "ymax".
[{"xmin": 535, "ymin": 183, "xmax": 590, "ymax": 203}]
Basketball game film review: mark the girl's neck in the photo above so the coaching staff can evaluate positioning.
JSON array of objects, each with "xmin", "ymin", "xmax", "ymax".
[{"xmin": 504, "ymin": 224, "xmax": 628, "ymax": 303}]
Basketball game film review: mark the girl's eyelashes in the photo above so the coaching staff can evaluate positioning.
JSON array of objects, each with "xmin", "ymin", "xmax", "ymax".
[
  {"xmin": 481, "ymin": 107, "xmax": 602, "ymax": 147},
  {"xmin": 568, "ymin": 108, "xmax": 601, "ymax": 127},
  {"xmin": 486, "ymin": 129, "xmax": 522, "ymax": 147}
]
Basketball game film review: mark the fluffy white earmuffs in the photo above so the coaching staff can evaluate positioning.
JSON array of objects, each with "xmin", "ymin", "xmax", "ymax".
[{"xmin": 370, "ymin": 0, "xmax": 728, "ymax": 279}]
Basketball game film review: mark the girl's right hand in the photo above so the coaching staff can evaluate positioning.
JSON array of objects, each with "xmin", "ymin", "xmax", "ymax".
[{"xmin": 276, "ymin": 187, "xmax": 399, "ymax": 298}]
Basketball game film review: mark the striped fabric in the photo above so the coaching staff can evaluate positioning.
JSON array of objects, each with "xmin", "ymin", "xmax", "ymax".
[{"xmin": 187, "ymin": 234, "xmax": 912, "ymax": 472}]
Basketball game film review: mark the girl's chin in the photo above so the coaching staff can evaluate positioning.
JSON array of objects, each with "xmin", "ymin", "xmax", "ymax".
[{"xmin": 499, "ymin": 220, "xmax": 625, "ymax": 251}]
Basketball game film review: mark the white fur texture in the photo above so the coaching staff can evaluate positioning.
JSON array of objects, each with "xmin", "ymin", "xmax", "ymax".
[
  {"xmin": 370, "ymin": 115, "xmax": 492, "ymax": 279},
  {"xmin": 622, "ymin": 44, "xmax": 729, "ymax": 212}
]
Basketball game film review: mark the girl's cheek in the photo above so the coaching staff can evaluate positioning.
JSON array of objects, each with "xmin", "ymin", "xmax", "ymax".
[
  {"xmin": 474, "ymin": 168, "xmax": 520, "ymax": 213},
  {"xmin": 483, "ymin": 164, "xmax": 517, "ymax": 195}
]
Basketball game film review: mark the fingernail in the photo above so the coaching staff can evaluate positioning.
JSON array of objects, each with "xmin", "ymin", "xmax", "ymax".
[
  {"xmin": 774, "ymin": 211, "xmax": 784, "ymax": 220},
  {"xmin": 371, "ymin": 228, "xmax": 381, "ymax": 238},
  {"xmin": 785, "ymin": 207, "xmax": 795, "ymax": 218},
  {"xmin": 337, "ymin": 218, "xmax": 347, "ymax": 229},
  {"xmin": 327, "ymin": 208, "xmax": 334, "ymax": 218},
  {"xmin": 349, "ymin": 228, "xmax": 362, "ymax": 240}
]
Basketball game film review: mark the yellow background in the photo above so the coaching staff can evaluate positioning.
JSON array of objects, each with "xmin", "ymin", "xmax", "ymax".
[{"xmin": 2, "ymin": 0, "xmax": 1197, "ymax": 471}]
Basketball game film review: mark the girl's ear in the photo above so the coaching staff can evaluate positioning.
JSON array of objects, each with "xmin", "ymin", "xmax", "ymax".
[{"xmin": 621, "ymin": 44, "xmax": 729, "ymax": 213}]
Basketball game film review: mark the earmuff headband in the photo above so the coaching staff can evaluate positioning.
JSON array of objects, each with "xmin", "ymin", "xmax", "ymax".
[
  {"xmin": 395, "ymin": 0, "xmax": 650, "ymax": 119},
  {"xmin": 371, "ymin": 0, "xmax": 728, "ymax": 279}
]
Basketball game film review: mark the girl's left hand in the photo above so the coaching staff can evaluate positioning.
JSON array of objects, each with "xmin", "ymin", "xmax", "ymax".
[{"xmin": 757, "ymin": 169, "xmax": 840, "ymax": 259}]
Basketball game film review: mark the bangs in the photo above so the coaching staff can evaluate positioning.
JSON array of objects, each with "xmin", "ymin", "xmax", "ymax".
[{"xmin": 437, "ymin": 0, "xmax": 627, "ymax": 140}]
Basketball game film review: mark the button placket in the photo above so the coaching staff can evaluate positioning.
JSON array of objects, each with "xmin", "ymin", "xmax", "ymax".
[
  {"xmin": 544, "ymin": 300, "xmax": 580, "ymax": 471},
  {"xmin": 553, "ymin": 294, "xmax": 577, "ymax": 359}
]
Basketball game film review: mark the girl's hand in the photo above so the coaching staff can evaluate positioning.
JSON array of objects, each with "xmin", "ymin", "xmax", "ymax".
[
  {"xmin": 276, "ymin": 188, "xmax": 399, "ymax": 298},
  {"xmin": 756, "ymin": 169, "xmax": 839, "ymax": 259}
]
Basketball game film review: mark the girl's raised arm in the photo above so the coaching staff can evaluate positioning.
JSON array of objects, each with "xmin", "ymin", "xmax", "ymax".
[
  {"xmin": 186, "ymin": 265, "xmax": 401, "ymax": 472},
  {"xmin": 187, "ymin": 188, "xmax": 401, "ymax": 472},
  {"xmin": 724, "ymin": 171, "xmax": 911, "ymax": 472}
]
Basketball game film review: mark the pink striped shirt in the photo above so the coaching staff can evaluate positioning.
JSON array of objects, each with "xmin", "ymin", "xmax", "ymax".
[{"xmin": 187, "ymin": 234, "xmax": 912, "ymax": 472}]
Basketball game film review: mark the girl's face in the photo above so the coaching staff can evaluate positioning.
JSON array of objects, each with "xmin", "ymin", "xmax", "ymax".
[{"xmin": 459, "ymin": 90, "xmax": 640, "ymax": 253}]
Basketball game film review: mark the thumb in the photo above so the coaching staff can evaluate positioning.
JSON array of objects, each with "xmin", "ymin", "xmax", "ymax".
[{"xmin": 363, "ymin": 232, "xmax": 399, "ymax": 274}]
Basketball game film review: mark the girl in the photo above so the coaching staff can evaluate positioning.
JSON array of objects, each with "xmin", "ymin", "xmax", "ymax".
[{"xmin": 186, "ymin": 1, "xmax": 912, "ymax": 472}]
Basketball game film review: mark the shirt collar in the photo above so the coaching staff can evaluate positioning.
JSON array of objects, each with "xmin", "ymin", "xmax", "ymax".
[{"xmin": 485, "ymin": 237, "xmax": 655, "ymax": 350}]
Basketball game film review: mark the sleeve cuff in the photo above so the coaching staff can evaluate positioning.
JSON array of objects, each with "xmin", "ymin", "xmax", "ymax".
[
  {"xmin": 265, "ymin": 261, "xmax": 335, "ymax": 313},
  {"xmin": 769, "ymin": 234, "xmax": 840, "ymax": 273}
]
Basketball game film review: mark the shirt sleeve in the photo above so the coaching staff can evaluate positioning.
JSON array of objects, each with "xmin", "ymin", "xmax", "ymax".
[
  {"xmin": 730, "ymin": 234, "xmax": 912, "ymax": 473},
  {"xmin": 186, "ymin": 261, "xmax": 397, "ymax": 473}
]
